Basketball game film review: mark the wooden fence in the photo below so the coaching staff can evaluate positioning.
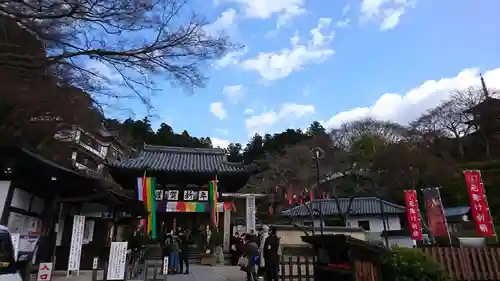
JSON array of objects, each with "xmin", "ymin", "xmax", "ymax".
[
  {"xmin": 421, "ymin": 247, "xmax": 500, "ymax": 281},
  {"xmin": 279, "ymin": 256, "xmax": 314, "ymax": 281}
]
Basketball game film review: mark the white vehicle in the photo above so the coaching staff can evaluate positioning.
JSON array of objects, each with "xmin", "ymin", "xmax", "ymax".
[{"xmin": 0, "ymin": 225, "xmax": 22, "ymax": 281}]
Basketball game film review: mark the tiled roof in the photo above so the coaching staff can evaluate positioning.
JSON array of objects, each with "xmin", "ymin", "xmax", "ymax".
[
  {"xmin": 444, "ymin": 206, "xmax": 471, "ymax": 217},
  {"xmin": 282, "ymin": 197, "xmax": 406, "ymax": 217},
  {"xmin": 107, "ymin": 145, "xmax": 249, "ymax": 173}
]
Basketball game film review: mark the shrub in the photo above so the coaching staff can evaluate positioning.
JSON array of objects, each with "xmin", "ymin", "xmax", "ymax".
[{"xmin": 381, "ymin": 247, "xmax": 451, "ymax": 281}]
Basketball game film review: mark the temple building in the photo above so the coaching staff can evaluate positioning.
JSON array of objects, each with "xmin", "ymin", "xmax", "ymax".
[
  {"xmin": 107, "ymin": 145, "xmax": 256, "ymax": 248},
  {"xmin": 464, "ymin": 74, "xmax": 500, "ymax": 158},
  {"xmin": 0, "ymin": 146, "xmax": 145, "ymax": 270}
]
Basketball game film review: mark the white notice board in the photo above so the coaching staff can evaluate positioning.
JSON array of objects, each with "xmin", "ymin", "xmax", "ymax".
[
  {"xmin": 11, "ymin": 233, "xmax": 19, "ymax": 260},
  {"xmin": 107, "ymin": 242, "xmax": 128, "ymax": 280},
  {"xmin": 67, "ymin": 215, "xmax": 85, "ymax": 272}
]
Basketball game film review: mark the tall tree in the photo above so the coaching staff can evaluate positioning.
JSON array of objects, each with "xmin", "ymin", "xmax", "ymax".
[
  {"xmin": 0, "ymin": 0, "xmax": 238, "ymax": 99},
  {"xmin": 306, "ymin": 121, "xmax": 326, "ymax": 137}
]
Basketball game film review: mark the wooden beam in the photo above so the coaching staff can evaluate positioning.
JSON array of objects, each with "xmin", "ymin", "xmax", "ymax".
[{"xmin": 57, "ymin": 192, "xmax": 108, "ymax": 203}]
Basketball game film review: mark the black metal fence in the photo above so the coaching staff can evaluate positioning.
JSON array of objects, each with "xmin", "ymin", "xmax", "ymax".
[{"xmin": 279, "ymin": 256, "xmax": 314, "ymax": 281}]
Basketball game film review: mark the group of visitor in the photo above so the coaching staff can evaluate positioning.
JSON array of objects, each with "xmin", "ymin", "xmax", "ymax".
[
  {"xmin": 230, "ymin": 225, "xmax": 281, "ymax": 281},
  {"xmin": 162, "ymin": 227, "xmax": 190, "ymax": 274}
]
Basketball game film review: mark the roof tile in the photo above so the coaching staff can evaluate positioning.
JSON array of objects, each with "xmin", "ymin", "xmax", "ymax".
[
  {"xmin": 282, "ymin": 197, "xmax": 406, "ymax": 217},
  {"xmin": 107, "ymin": 145, "xmax": 248, "ymax": 173}
]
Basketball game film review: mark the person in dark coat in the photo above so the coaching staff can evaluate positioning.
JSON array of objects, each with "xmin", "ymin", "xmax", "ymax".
[
  {"xmin": 243, "ymin": 234, "xmax": 259, "ymax": 281},
  {"xmin": 263, "ymin": 226, "xmax": 280, "ymax": 281},
  {"xmin": 230, "ymin": 232, "xmax": 242, "ymax": 265},
  {"xmin": 177, "ymin": 228, "xmax": 190, "ymax": 274}
]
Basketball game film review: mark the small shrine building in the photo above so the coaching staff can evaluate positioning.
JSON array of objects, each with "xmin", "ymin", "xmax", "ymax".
[{"xmin": 107, "ymin": 145, "xmax": 257, "ymax": 249}]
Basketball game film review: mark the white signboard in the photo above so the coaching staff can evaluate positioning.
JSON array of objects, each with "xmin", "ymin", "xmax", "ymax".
[
  {"xmin": 162, "ymin": 256, "xmax": 169, "ymax": 275},
  {"xmin": 155, "ymin": 190, "xmax": 163, "ymax": 200},
  {"xmin": 198, "ymin": 190, "xmax": 209, "ymax": 201},
  {"xmin": 107, "ymin": 242, "xmax": 128, "ymax": 280},
  {"xmin": 67, "ymin": 215, "xmax": 85, "ymax": 272},
  {"xmin": 83, "ymin": 220, "xmax": 95, "ymax": 244},
  {"xmin": 92, "ymin": 257, "xmax": 99, "ymax": 270},
  {"xmin": 166, "ymin": 190, "xmax": 179, "ymax": 201},
  {"xmin": 37, "ymin": 262, "xmax": 53, "ymax": 281},
  {"xmin": 245, "ymin": 196, "xmax": 256, "ymax": 233},
  {"xmin": 183, "ymin": 190, "xmax": 196, "ymax": 200},
  {"xmin": 18, "ymin": 235, "xmax": 38, "ymax": 252},
  {"xmin": 11, "ymin": 233, "xmax": 19, "ymax": 259}
]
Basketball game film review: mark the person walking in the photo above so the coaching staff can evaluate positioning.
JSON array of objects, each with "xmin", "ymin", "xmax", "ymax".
[
  {"xmin": 166, "ymin": 231, "xmax": 180, "ymax": 274},
  {"xmin": 242, "ymin": 234, "xmax": 259, "ymax": 281},
  {"xmin": 258, "ymin": 225, "xmax": 269, "ymax": 279},
  {"xmin": 178, "ymin": 228, "xmax": 190, "ymax": 274},
  {"xmin": 230, "ymin": 232, "xmax": 242, "ymax": 265},
  {"xmin": 263, "ymin": 227, "xmax": 280, "ymax": 281}
]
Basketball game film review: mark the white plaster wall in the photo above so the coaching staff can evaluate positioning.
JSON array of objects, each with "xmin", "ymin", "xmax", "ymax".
[
  {"xmin": 0, "ymin": 182, "xmax": 10, "ymax": 220},
  {"xmin": 10, "ymin": 188, "xmax": 44, "ymax": 214},
  {"xmin": 346, "ymin": 216, "xmax": 401, "ymax": 232},
  {"xmin": 11, "ymin": 188, "xmax": 30, "ymax": 211},
  {"xmin": 278, "ymin": 229, "xmax": 367, "ymax": 246},
  {"xmin": 388, "ymin": 237, "xmax": 415, "ymax": 248},
  {"xmin": 6, "ymin": 187, "xmax": 44, "ymax": 234}
]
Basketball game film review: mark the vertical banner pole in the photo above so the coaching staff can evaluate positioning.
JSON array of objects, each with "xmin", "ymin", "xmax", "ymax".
[
  {"xmin": 477, "ymin": 170, "xmax": 498, "ymax": 243},
  {"xmin": 435, "ymin": 187, "xmax": 452, "ymax": 246}
]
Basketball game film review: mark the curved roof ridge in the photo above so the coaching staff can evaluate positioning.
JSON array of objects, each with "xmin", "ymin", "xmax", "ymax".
[{"xmin": 144, "ymin": 144, "xmax": 226, "ymax": 155}]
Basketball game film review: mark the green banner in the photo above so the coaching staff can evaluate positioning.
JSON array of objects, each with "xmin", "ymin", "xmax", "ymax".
[{"xmin": 151, "ymin": 177, "xmax": 157, "ymax": 239}]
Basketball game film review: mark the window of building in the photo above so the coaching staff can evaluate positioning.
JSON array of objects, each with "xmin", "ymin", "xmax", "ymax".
[
  {"xmin": 324, "ymin": 218, "xmax": 345, "ymax": 227},
  {"xmin": 79, "ymin": 132, "xmax": 102, "ymax": 153},
  {"xmin": 358, "ymin": 220, "xmax": 370, "ymax": 231},
  {"xmin": 75, "ymin": 153, "xmax": 98, "ymax": 171},
  {"xmin": 108, "ymin": 147, "xmax": 123, "ymax": 161},
  {"xmin": 302, "ymin": 220, "xmax": 313, "ymax": 226}
]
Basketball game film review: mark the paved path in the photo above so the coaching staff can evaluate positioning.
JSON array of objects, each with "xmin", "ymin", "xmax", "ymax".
[{"xmin": 43, "ymin": 265, "xmax": 245, "ymax": 281}]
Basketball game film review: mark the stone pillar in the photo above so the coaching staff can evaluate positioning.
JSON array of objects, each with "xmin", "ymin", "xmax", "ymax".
[
  {"xmin": 245, "ymin": 195, "xmax": 256, "ymax": 233},
  {"xmin": 223, "ymin": 209, "xmax": 231, "ymax": 252}
]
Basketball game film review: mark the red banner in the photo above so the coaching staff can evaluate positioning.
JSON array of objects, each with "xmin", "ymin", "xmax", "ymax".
[
  {"xmin": 404, "ymin": 190, "xmax": 423, "ymax": 240},
  {"xmin": 463, "ymin": 170, "xmax": 494, "ymax": 236},
  {"xmin": 422, "ymin": 187, "xmax": 448, "ymax": 237}
]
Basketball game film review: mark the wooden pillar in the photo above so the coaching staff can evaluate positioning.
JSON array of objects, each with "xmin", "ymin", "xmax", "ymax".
[{"xmin": 38, "ymin": 178, "xmax": 63, "ymax": 262}]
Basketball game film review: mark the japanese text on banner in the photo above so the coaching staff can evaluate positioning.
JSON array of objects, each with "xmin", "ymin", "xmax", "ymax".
[
  {"xmin": 404, "ymin": 190, "xmax": 422, "ymax": 241},
  {"xmin": 463, "ymin": 170, "xmax": 494, "ymax": 237}
]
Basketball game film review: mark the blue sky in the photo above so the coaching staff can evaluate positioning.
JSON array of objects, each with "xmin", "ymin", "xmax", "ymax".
[{"xmin": 105, "ymin": 0, "xmax": 500, "ymax": 148}]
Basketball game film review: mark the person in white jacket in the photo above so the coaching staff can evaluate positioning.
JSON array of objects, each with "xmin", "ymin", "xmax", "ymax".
[{"xmin": 258, "ymin": 225, "xmax": 269, "ymax": 279}]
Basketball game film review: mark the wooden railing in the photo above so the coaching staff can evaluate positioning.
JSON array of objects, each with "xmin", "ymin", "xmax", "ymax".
[
  {"xmin": 279, "ymin": 256, "xmax": 314, "ymax": 281},
  {"xmin": 421, "ymin": 247, "xmax": 500, "ymax": 280}
]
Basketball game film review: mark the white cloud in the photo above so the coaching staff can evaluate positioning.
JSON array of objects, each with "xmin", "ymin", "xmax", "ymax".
[
  {"xmin": 215, "ymin": 128, "xmax": 229, "ymax": 135},
  {"xmin": 86, "ymin": 60, "xmax": 122, "ymax": 83},
  {"xmin": 210, "ymin": 102, "xmax": 227, "ymax": 119},
  {"xmin": 215, "ymin": 47, "xmax": 248, "ymax": 69},
  {"xmin": 336, "ymin": 18, "xmax": 351, "ymax": 28},
  {"xmin": 360, "ymin": 0, "xmax": 415, "ymax": 30},
  {"xmin": 341, "ymin": 4, "xmax": 351, "ymax": 16},
  {"xmin": 205, "ymin": 8, "xmax": 237, "ymax": 36},
  {"xmin": 219, "ymin": 0, "xmax": 306, "ymax": 27},
  {"xmin": 322, "ymin": 68, "xmax": 500, "ymax": 129},
  {"xmin": 244, "ymin": 108, "xmax": 254, "ymax": 115},
  {"xmin": 222, "ymin": 84, "xmax": 245, "ymax": 104},
  {"xmin": 245, "ymin": 103, "xmax": 315, "ymax": 135},
  {"xmin": 240, "ymin": 18, "xmax": 335, "ymax": 81},
  {"xmin": 211, "ymin": 137, "xmax": 231, "ymax": 148}
]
